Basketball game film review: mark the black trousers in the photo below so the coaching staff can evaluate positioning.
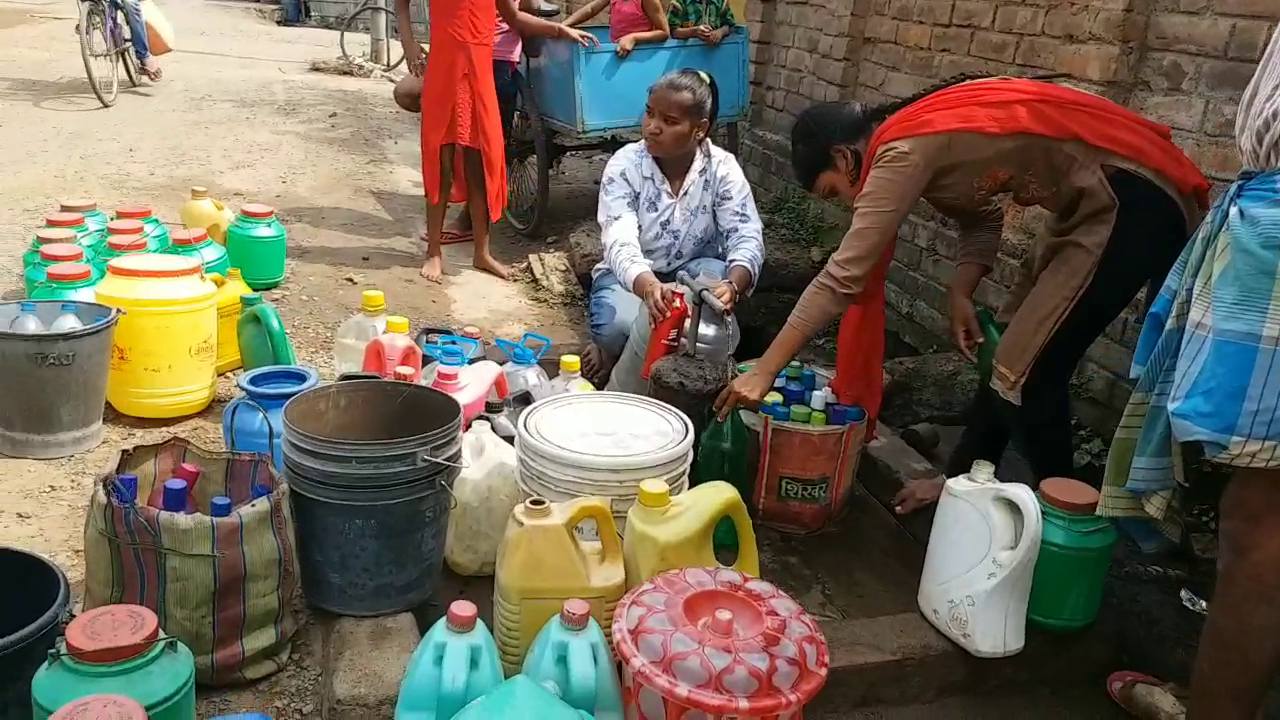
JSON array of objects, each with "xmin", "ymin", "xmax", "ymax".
[{"xmin": 944, "ymin": 170, "xmax": 1189, "ymax": 484}]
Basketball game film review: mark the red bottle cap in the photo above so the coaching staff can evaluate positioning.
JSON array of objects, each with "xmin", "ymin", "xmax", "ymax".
[
  {"xmin": 45, "ymin": 212, "xmax": 85, "ymax": 228},
  {"xmin": 461, "ymin": 325, "xmax": 482, "ymax": 339},
  {"xmin": 560, "ymin": 598, "xmax": 591, "ymax": 631},
  {"xmin": 170, "ymin": 228, "xmax": 209, "ymax": 246},
  {"xmin": 106, "ymin": 219, "xmax": 145, "ymax": 236},
  {"xmin": 446, "ymin": 600, "xmax": 478, "ymax": 632},
  {"xmin": 65, "ymin": 604, "xmax": 161, "ymax": 664},
  {"xmin": 35, "ymin": 228, "xmax": 77, "ymax": 245},
  {"xmin": 59, "ymin": 199, "xmax": 99, "ymax": 214},
  {"xmin": 1039, "ymin": 477, "xmax": 1101, "ymax": 514},
  {"xmin": 174, "ymin": 462, "xmax": 201, "ymax": 483},
  {"xmin": 39, "ymin": 243, "xmax": 84, "ymax": 263},
  {"xmin": 393, "ymin": 365, "xmax": 416, "ymax": 381},
  {"xmin": 241, "ymin": 203, "xmax": 275, "ymax": 219},
  {"xmin": 115, "ymin": 205, "xmax": 154, "ymax": 220},
  {"xmin": 106, "ymin": 234, "xmax": 147, "ymax": 253},
  {"xmin": 48, "ymin": 263, "xmax": 94, "ymax": 283},
  {"xmin": 50, "ymin": 694, "xmax": 148, "ymax": 720}
]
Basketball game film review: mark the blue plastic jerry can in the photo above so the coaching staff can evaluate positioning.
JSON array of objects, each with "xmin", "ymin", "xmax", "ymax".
[
  {"xmin": 453, "ymin": 675, "xmax": 593, "ymax": 719},
  {"xmin": 522, "ymin": 599, "xmax": 624, "ymax": 720},
  {"xmin": 395, "ymin": 600, "xmax": 504, "ymax": 720}
]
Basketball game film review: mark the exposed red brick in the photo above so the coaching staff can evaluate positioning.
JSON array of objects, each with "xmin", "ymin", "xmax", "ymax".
[
  {"xmin": 889, "ymin": 0, "xmax": 916, "ymax": 21},
  {"xmin": 994, "ymin": 6, "xmax": 1046, "ymax": 34},
  {"xmin": 1201, "ymin": 58, "xmax": 1260, "ymax": 96},
  {"xmin": 1202, "ymin": 100, "xmax": 1240, "ymax": 138},
  {"xmin": 1014, "ymin": 36, "xmax": 1061, "ymax": 69},
  {"xmin": 1056, "ymin": 43, "xmax": 1124, "ymax": 82},
  {"xmin": 951, "ymin": 0, "xmax": 996, "ymax": 28},
  {"xmin": 1228, "ymin": 19, "xmax": 1275, "ymax": 61},
  {"xmin": 1135, "ymin": 93, "xmax": 1207, "ymax": 132},
  {"xmin": 1043, "ymin": 6, "xmax": 1089, "ymax": 38},
  {"xmin": 932, "ymin": 27, "xmax": 974, "ymax": 53},
  {"xmin": 867, "ymin": 16, "xmax": 899, "ymax": 41},
  {"xmin": 1148, "ymin": 13, "xmax": 1231, "ymax": 56},
  {"xmin": 897, "ymin": 22, "xmax": 935, "ymax": 48},
  {"xmin": 912, "ymin": 0, "xmax": 955, "ymax": 25},
  {"xmin": 970, "ymin": 31, "xmax": 1018, "ymax": 62}
]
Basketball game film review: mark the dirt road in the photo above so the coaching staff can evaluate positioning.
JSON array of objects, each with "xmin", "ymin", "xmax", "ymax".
[{"xmin": 0, "ymin": 0, "xmax": 591, "ymax": 590}]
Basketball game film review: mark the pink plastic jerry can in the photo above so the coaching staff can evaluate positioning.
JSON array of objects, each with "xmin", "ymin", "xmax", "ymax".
[
  {"xmin": 430, "ymin": 360, "xmax": 508, "ymax": 426},
  {"xmin": 362, "ymin": 315, "xmax": 423, "ymax": 381},
  {"xmin": 612, "ymin": 567, "xmax": 830, "ymax": 719}
]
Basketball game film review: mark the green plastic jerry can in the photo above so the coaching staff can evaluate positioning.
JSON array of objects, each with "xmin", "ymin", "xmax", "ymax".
[
  {"xmin": 237, "ymin": 293, "xmax": 296, "ymax": 370},
  {"xmin": 975, "ymin": 307, "xmax": 1005, "ymax": 386},
  {"xmin": 453, "ymin": 675, "xmax": 592, "ymax": 719},
  {"xmin": 1027, "ymin": 478, "xmax": 1118, "ymax": 632},
  {"xmin": 226, "ymin": 204, "xmax": 287, "ymax": 290}
]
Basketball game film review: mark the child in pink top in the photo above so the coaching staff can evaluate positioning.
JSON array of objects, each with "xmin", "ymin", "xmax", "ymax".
[{"xmin": 564, "ymin": 0, "xmax": 669, "ymax": 57}]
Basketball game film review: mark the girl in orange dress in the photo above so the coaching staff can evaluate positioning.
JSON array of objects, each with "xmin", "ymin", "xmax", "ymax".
[{"xmin": 396, "ymin": 0, "xmax": 510, "ymax": 281}]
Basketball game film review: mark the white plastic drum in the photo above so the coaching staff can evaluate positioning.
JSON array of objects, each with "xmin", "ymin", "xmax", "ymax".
[{"xmin": 515, "ymin": 392, "xmax": 694, "ymax": 539}]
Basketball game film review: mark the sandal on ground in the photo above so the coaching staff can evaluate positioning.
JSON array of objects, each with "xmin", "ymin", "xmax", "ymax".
[
  {"xmin": 1107, "ymin": 671, "xmax": 1187, "ymax": 720},
  {"xmin": 140, "ymin": 57, "xmax": 163, "ymax": 81}
]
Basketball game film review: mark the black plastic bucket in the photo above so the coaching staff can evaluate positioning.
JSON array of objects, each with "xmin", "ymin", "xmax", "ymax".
[
  {"xmin": 283, "ymin": 380, "xmax": 462, "ymax": 616},
  {"xmin": 0, "ymin": 548, "xmax": 69, "ymax": 719}
]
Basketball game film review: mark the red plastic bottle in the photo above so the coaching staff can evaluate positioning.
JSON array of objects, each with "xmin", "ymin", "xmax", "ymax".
[
  {"xmin": 146, "ymin": 462, "xmax": 200, "ymax": 512},
  {"xmin": 641, "ymin": 293, "xmax": 688, "ymax": 380},
  {"xmin": 363, "ymin": 315, "xmax": 424, "ymax": 381}
]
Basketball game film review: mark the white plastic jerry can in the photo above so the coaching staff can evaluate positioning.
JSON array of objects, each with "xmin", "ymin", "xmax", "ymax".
[{"xmin": 917, "ymin": 460, "xmax": 1043, "ymax": 658}]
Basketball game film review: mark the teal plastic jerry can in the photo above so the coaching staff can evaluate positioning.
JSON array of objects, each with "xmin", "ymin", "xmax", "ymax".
[
  {"xmin": 453, "ymin": 675, "xmax": 592, "ymax": 719},
  {"xmin": 521, "ymin": 599, "xmax": 624, "ymax": 720},
  {"xmin": 394, "ymin": 601, "xmax": 503, "ymax": 720}
]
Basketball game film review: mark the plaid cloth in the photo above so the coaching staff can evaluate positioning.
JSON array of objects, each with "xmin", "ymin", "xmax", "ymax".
[{"xmin": 1101, "ymin": 170, "xmax": 1280, "ymax": 537}]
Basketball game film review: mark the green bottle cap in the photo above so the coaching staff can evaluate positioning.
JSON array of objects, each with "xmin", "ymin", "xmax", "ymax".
[
  {"xmin": 810, "ymin": 411, "xmax": 827, "ymax": 427},
  {"xmin": 785, "ymin": 360, "xmax": 803, "ymax": 378},
  {"xmin": 762, "ymin": 392, "xmax": 784, "ymax": 406},
  {"xmin": 789, "ymin": 404, "xmax": 811, "ymax": 423},
  {"xmin": 241, "ymin": 293, "xmax": 263, "ymax": 306}
]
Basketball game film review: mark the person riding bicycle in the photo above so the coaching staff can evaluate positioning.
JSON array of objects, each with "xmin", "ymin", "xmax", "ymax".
[{"xmin": 119, "ymin": 0, "xmax": 162, "ymax": 80}]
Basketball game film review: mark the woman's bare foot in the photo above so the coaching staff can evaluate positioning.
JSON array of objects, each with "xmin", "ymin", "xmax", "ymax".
[
  {"xmin": 421, "ymin": 253, "xmax": 444, "ymax": 282},
  {"xmin": 580, "ymin": 342, "xmax": 615, "ymax": 388},
  {"xmin": 473, "ymin": 252, "xmax": 511, "ymax": 280}
]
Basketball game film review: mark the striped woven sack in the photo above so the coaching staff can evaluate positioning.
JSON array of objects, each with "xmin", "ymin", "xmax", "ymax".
[{"xmin": 82, "ymin": 437, "xmax": 300, "ymax": 686}]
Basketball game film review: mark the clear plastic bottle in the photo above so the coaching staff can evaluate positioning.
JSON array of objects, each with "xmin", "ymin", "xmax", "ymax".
[
  {"xmin": 9, "ymin": 301, "xmax": 45, "ymax": 333},
  {"xmin": 547, "ymin": 355, "xmax": 595, "ymax": 396},
  {"xmin": 48, "ymin": 303, "xmax": 84, "ymax": 332},
  {"xmin": 334, "ymin": 289, "xmax": 389, "ymax": 375},
  {"xmin": 495, "ymin": 332, "xmax": 553, "ymax": 404},
  {"xmin": 481, "ymin": 400, "xmax": 518, "ymax": 444}
]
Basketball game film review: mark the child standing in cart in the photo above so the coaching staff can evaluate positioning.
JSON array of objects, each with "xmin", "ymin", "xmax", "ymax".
[
  {"xmin": 563, "ymin": 0, "xmax": 669, "ymax": 57},
  {"xmin": 667, "ymin": 0, "xmax": 737, "ymax": 46}
]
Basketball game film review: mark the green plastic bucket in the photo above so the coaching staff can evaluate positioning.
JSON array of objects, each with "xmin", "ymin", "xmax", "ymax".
[
  {"xmin": 115, "ymin": 205, "xmax": 171, "ymax": 251},
  {"xmin": 167, "ymin": 228, "xmax": 231, "ymax": 276},
  {"xmin": 1027, "ymin": 478, "xmax": 1118, "ymax": 632}
]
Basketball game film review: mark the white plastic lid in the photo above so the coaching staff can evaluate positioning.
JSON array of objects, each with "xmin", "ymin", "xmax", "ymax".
[{"xmin": 517, "ymin": 391, "xmax": 693, "ymax": 470}]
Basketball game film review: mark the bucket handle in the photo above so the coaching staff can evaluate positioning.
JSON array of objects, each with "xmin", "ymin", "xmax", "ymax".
[
  {"xmin": 418, "ymin": 450, "xmax": 468, "ymax": 470},
  {"xmin": 45, "ymin": 635, "xmax": 180, "ymax": 666},
  {"xmin": 227, "ymin": 397, "xmax": 276, "ymax": 459}
]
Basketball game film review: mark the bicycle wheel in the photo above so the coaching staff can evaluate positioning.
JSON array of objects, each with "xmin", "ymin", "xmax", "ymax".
[
  {"xmin": 340, "ymin": 5, "xmax": 405, "ymax": 72},
  {"xmin": 504, "ymin": 72, "xmax": 551, "ymax": 238},
  {"xmin": 118, "ymin": 13, "xmax": 140, "ymax": 89},
  {"xmin": 79, "ymin": 0, "xmax": 119, "ymax": 107}
]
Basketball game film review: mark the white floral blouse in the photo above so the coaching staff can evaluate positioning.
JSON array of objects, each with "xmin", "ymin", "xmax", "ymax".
[{"xmin": 593, "ymin": 141, "xmax": 765, "ymax": 292}]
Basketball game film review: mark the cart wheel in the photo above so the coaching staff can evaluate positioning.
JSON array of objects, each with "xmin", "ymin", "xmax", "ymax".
[{"xmin": 505, "ymin": 72, "xmax": 551, "ymax": 238}]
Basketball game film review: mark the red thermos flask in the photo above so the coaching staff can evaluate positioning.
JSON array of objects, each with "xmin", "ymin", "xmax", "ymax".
[{"xmin": 641, "ymin": 293, "xmax": 688, "ymax": 380}]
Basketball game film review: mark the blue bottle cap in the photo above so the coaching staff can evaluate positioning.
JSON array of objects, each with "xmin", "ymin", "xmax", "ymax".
[
  {"xmin": 846, "ymin": 405, "xmax": 868, "ymax": 424},
  {"xmin": 162, "ymin": 478, "xmax": 189, "ymax": 512},
  {"xmin": 800, "ymin": 368, "xmax": 816, "ymax": 391},
  {"xmin": 829, "ymin": 405, "xmax": 847, "ymax": 425},
  {"xmin": 210, "ymin": 496, "xmax": 233, "ymax": 518},
  {"xmin": 251, "ymin": 483, "xmax": 271, "ymax": 499},
  {"xmin": 113, "ymin": 473, "xmax": 138, "ymax": 505}
]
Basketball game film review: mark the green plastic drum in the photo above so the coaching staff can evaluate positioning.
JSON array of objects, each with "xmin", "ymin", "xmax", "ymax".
[
  {"xmin": 167, "ymin": 228, "xmax": 231, "ymax": 276},
  {"xmin": 30, "ymin": 263, "xmax": 100, "ymax": 302},
  {"xmin": 92, "ymin": 234, "xmax": 150, "ymax": 276},
  {"xmin": 109, "ymin": 213, "xmax": 167, "ymax": 253},
  {"xmin": 30, "ymin": 605, "xmax": 196, "ymax": 720},
  {"xmin": 226, "ymin": 204, "xmax": 287, "ymax": 290},
  {"xmin": 24, "ymin": 244, "xmax": 95, "ymax": 296},
  {"xmin": 24, "ymin": 227, "xmax": 84, "ymax": 272},
  {"xmin": 1027, "ymin": 478, "xmax": 1118, "ymax": 632},
  {"xmin": 59, "ymin": 199, "xmax": 110, "ymax": 234}
]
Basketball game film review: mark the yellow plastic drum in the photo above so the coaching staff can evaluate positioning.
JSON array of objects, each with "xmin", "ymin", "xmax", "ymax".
[{"xmin": 95, "ymin": 254, "xmax": 218, "ymax": 418}]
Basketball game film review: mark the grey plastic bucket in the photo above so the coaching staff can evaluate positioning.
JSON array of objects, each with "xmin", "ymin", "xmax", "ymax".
[
  {"xmin": 0, "ymin": 301, "xmax": 119, "ymax": 459},
  {"xmin": 282, "ymin": 379, "xmax": 462, "ymax": 617}
]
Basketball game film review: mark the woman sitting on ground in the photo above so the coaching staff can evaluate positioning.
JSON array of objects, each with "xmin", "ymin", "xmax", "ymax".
[{"xmin": 582, "ymin": 69, "xmax": 765, "ymax": 392}]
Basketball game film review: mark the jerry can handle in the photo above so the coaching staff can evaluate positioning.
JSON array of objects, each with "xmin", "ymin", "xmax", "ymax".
[
  {"xmin": 565, "ymin": 498, "xmax": 621, "ymax": 557},
  {"xmin": 725, "ymin": 497, "xmax": 761, "ymax": 577},
  {"xmin": 425, "ymin": 334, "xmax": 480, "ymax": 362},
  {"xmin": 563, "ymin": 636, "xmax": 597, "ymax": 709},
  {"xmin": 989, "ymin": 484, "xmax": 1043, "ymax": 570},
  {"xmin": 438, "ymin": 634, "xmax": 473, "ymax": 717},
  {"xmin": 226, "ymin": 397, "xmax": 275, "ymax": 458},
  {"xmin": 207, "ymin": 272, "xmax": 225, "ymax": 286},
  {"xmin": 519, "ymin": 332, "xmax": 552, "ymax": 359}
]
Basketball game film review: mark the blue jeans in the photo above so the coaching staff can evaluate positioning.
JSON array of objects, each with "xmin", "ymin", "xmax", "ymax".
[
  {"xmin": 589, "ymin": 257, "xmax": 728, "ymax": 394},
  {"xmin": 117, "ymin": 0, "xmax": 150, "ymax": 63}
]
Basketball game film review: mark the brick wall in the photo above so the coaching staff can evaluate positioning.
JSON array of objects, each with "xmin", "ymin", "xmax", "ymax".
[{"xmin": 739, "ymin": 0, "xmax": 1277, "ymax": 427}]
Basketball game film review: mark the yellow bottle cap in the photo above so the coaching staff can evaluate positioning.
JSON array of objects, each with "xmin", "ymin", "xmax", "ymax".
[
  {"xmin": 560, "ymin": 354, "xmax": 582, "ymax": 374},
  {"xmin": 190, "ymin": 186, "xmax": 209, "ymax": 199},
  {"xmin": 386, "ymin": 315, "xmax": 410, "ymax": 334},
  {"xmin": 637, "ymin": 479, "xmax": 671, "ymax": 507},
  {"xmin": 227, "ymin": 267, "xmax": 242, "ymax": 281},
  {"xmin": 361, "ymin": 289, "xmax": 386, "ymax": 315}
]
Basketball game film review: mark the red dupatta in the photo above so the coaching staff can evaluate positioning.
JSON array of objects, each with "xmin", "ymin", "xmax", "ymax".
[{"xmin": 827, "ymin": 78, "xmax": 1210, "ymax": 436}]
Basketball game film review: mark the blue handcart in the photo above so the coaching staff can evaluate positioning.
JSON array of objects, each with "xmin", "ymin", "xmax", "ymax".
[{"xmin": 505, "ymin": 26, "xmax": 750, "ymax": 236}]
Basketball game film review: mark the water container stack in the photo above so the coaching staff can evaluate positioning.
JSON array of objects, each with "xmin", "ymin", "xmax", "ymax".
[{"xmin": 515, "ymin": 391, "xmax": 694, "ymax": 536}]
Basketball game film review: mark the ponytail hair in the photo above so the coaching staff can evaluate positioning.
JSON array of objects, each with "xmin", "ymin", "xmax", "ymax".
[
  {"xmin": 650, "ymin": 68, "xmax": 721, "ymax": 129},
  {"xmin": 790, "ymin": 72, "xmax": 1066, "ymax": 191}
]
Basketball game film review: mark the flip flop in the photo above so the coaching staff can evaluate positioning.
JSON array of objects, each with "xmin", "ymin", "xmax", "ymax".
[
  {"xmin": 440, "ymin": 230, "xmax": 473, "ymax": 245},
  {"xmin": 1107, "ymin": 671, "xmax": 1186, "ymax": 719}
]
